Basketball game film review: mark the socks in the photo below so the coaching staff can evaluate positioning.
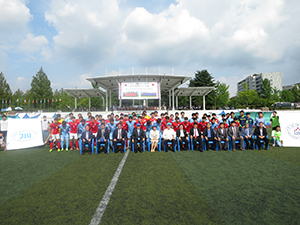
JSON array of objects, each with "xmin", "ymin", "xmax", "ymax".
[
  {"xmin": 70, "ymin": 141, "xmax": 73, "ymax": 149},
  {"xmin": 50, "ymin": 142, "xmax": 53, "ymax": 149},
  {"xmin": 75, "ymin": 141, "xmax": 79, "ymax": 149},
  {"xmin": 57, "ymin": 141, "xmax": 60, "ymax": 149}
]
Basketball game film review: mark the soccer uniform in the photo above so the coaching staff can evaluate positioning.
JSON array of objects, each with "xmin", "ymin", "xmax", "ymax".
[
  {"xmin": 181, "ymin": 122, "xmax": 191, "ymax": 133},
  {"xmin": 50, "ymin": 122, "xmax": 61, "ymax": 140},
  {"xmin": 77, "ymin": 123, "xmax": 86, "ymax": 139},
  {"xmin": 121, "ymin": 122, "xmax": 128, "ymax": 132},
  {"xmin": 106, "ymin": 122, "xmax": 117, "ymax": 140},
  {"xmin": 172, "ymin": 122, "xmax": 181, "ymax": 132},
  {"xmin": 210, "ymin": 122, "xmax": 218, "ymax": 133},
  {"xmin": 238, "ymin": 115, "xmax": 247, "ymax": 128},
  {"xmin": 60, "ymin": 124, "xmax": 71, "ymax": 150},
  {"xmin": 50, "ymin": 122, "xmax": 61, "ymax": 151},
  {"xmin": 150, "ymin": 118, "xmax": 157, "ymax": 123},
  {"xmin": 246, "ymin": 117, "xmax": 254, "ymax": 128},
  {"xmin": 88, "ymin": 121, "xmax": 100, "ymax": 137},
  {"xmin": 199, "ymin": 121, "xmax": 207, "ymax": 133},
  {"xmin": 141, "ymin": 118, "xmax": 148, "ymax": 130},
  {"xmin": 126, "ymin": 121, "xmax": 136, "ymax": 139},
  {"xmin": 69, "ymin": 121, "xmax": 79, "ymax": 149},
  {"xmin": 69, "ymin": 121, "xmax": 79, "ymax": 139}
]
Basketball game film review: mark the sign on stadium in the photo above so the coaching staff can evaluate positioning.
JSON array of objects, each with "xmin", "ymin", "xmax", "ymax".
[{"xmin": 119, "ymin": 82, "xmax": 161, "ymax": 100}]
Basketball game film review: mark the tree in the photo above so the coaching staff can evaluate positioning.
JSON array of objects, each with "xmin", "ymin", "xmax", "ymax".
[
  {"xmin": 215, "ymin": 81, "xmax": 230, "ymax": 108},
  {"xmin": 291, "ymin": 85, "xmax": 300, "ymax": 102},
  {"xmin": 237, "ymin": 83, "xmax": 259, "ymax": 106},
  {"xmin": 271, "ymin": 87, "xmax": 280, "ymax": 102},
  {"xmin": 30, "ymin": 67, "xmax": 53, "ymax": 101},
  {"xmin": 0, "ymin": 72, "xmax": 12, "ymax": 100},
  {"xmin": 259, "ymin": 78, "xmax": 272, "ymax": 99},
  {"xmin": 280, "ymin": 90, "xmax": 295, "ymax": 102},
  {"xmin": 12, "ymin": 89, "xmax": 24, "ymax": 107},
  {"xmin": 189, "ymin": 70, "xmax": 216, "ymax": 108}
]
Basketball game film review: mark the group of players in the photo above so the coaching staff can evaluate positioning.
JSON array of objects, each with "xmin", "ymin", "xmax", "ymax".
[{"xmin": 45, "ymin": 110, "xmax": 282, "ymax": 154}]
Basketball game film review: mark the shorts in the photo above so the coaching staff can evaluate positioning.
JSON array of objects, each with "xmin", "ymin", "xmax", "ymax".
[
  {"xmin": 0, "ymin": 141, "xmax": 4, "ymax": 146},
  {"xmin": 127, "ymin": 133, "xmax": 132, "ymax": 139},
  {"xmin": 70, "ymin": 133, "xmax": 78, "ymax": 139},
  {"xmin": 51, "ymin": 134, "xmax": 60, "ymax": 141},
  {"xmin": 93, "ymin": 133, "xmax": 97, "ymax": 138},
  {"xmin": 78, "ymin": 134, "xmax": 82, "ymax": 139}
]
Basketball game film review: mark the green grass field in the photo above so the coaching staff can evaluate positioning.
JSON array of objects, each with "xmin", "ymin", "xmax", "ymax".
[{"xmin": 0, "ymin": 145, "xmax": 299, "ymax": 225}]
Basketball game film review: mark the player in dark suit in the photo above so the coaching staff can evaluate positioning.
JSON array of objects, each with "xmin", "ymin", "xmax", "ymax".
[
  {"xmin": 189, "ymin": 122, "xmax": 203, "ymax": 151},
  {"xmin": 113, "ymin": 123, "xmax": 127, "ymax": 153},
  {"xmin": 96, "ymin": 123, "xmax": 109, "ymax": 153},
  {"xmin": 131, "ymin": 123, "xmax": 146, "ymax": 153},
  {"xmin": 203, "ymin": 123, "xmax": 217, "ymax": 150},
  {"xmin": 254, "ymin": 122, "xmax": 269, "ymax": 150},
  {"xmin": 81, "ymin": 125, "xmax": 94, "ymax": 155},
  {"xmin": 176, "ymin": 124, "xmax": 188, "ymax": 150}
]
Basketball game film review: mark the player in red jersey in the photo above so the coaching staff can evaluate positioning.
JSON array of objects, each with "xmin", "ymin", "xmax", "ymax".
[
  {"xmin": 49, "ymin": 118, "xmax": 61, "ymax": 152},
  {"xmin": 69, "ymin": 116, "xmax": 79, "ymax": 150},
  {"xmin": 88, "ymin": 117, "xmax": 100, "ymax": 136},
  {"xmin": 141, "ymin": 114, "xmax": 147, "ymax": 128},
  {"xmin": 88, "ymin": 117, "xmax": 100, "ymax": 149},
  {"xmin": 199, "ymin": 117, "xmax": 208, "ymax": 133},
  {"xmin": 161, "ymin": 116, "xmax": 169, "ymax": 132},
  {"xmin": 172, "ymin": 117, "xmax": 181, "ymax": 132},
  {"xmin": 181, "ymin": 117, "xmax": 192, "ymax": 133},
  {"xmin": 233, "ymin": 117, "xmax": 240, "ymax": 127},
  {"xmin": 119, "ymin": 117, "xmax": 128, "ymax": 132},
  {"xmin": 149, "ymin": 112, "xmax": 157, "ymax": 123}
]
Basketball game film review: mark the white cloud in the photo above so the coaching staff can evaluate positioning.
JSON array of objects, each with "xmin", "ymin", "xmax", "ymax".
[
  {"xmin": 121, "ymin": 0, "xmax": 295, "ymax": 68},
  {"xmin": 67, "ymin": 73, "xmax": 92, "ymax": 88},
  {"xmin": 18, "ymin": 33, "xmax": 49, "ymax": 53},
  {"xmin": 45, "ymin": 0, "xmax": 121, "ymax": 67},
  {"xmin": 0, "ymin": 0, "xmax": 31, "ymax": 39},
  {"xmin": 16, "ymin": 76, "xmax": 26, "ymax": 82}
]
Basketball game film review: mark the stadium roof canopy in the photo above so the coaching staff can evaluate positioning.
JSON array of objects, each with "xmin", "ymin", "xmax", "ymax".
[
  {"xmin": 64, "ymin": 88, "xmax": 106, "ymax": 111},
  {"xmin": 174, "ymin": 87, "xmax": 214, "ymax": 110},
  {"xmin": 64, "ymin": 88, "xmax": 106, "ymax": 98},
  {"xmin": 174, "ymin": 87, "xmax": 214, "ymax": 97},
  {"xmin": 86, "ymin": 74, "xmax": 192, "ymax": 92}
]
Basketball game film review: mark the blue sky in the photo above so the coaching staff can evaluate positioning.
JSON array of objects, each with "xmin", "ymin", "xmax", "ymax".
[{"xmin": 1, "ymin": 0, "xmax": 300, "ymax": 96}]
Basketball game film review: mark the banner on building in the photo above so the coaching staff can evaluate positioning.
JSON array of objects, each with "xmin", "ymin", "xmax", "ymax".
[
  {"xmin": 6, "ymin": 118, "xmax": 44, "ymax": 150},
  {"xmin": 119, "ymin": 82, "xmax": 160, "ymax": 100},
  {"xmin": 277, "ymin": 111, "xmax": 300, "ymax": 147}
]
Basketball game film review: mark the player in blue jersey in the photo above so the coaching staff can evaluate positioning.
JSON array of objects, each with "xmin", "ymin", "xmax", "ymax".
[
  {"xmin": 77, "ymin": 119, "xmax": 87, "ymax": 140},
  {"xmin": 106, "ymin": 119, "xmax": 117, "ymax": 148},
  {"xmin": 59, "ymin": 121, "xmax": 71, "ymax": 151},
  {"xmin": 126, "ymin": 116, "xmax": 136, "ymax": 149},
  {"xmin": 65, "ymin": 113, "xmax": 73, "ymax": 124}
]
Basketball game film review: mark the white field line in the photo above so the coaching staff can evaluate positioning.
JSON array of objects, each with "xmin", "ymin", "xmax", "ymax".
[{"xmin": 89, "ymin": 150, "xmax": 130, "ymax": 225}]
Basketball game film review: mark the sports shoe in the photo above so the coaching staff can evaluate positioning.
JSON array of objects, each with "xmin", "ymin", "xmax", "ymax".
[
  {"xmin": 57, "ymin": 149, "xmax": 61, "ymax": 152},
  {"xmin": 61, "ymin": 149, "xmax": 64, "ymax": 152},
  {"xmin": 272, "ymin": 144, "xmax": 275, "ymax": 147},
  {"xmin": 65, "ymin": 149, "xmax": 68, "ymax": 151},
  {"xmin": 49, "ymin": 149, "xmax": 53, "ymax": 152}
]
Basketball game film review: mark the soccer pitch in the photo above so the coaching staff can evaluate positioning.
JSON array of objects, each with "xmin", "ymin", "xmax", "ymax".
[{"xmin": 0, "ymin": 146, "xmax": 299, "ymax": 225}]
